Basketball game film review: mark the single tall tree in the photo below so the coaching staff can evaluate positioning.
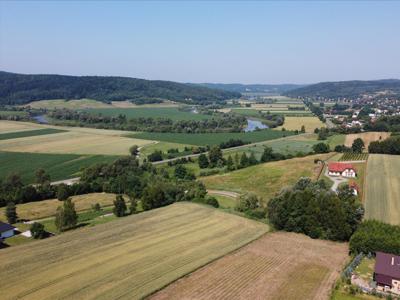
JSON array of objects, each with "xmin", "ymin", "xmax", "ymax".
[
  {"xmin": 55, "ymin": 198, "xmax": 77, "ymax": 232},
  {"xmin": 198, "ymin": 153, "xmax": 209, "ymax": 169},
  {"xmin": 208, "ymin": 146, "xmax": 223, "ymax": 167},
  {"xmin": 5, "ymin": 202, "xmax": 17, "ymax": 224},
  {"xmin": 226, "ymin": 155, "xmax": 234, "ymax": 171},
  {"xmin": 35, "ymin": 168, "xmax": 50, "ymax": 185},
  {"xmin": 352, "ymin": 138, "xmax": 365, "ymax": 153},
  {"xmin": 113, "ymin": 195, "xmax": 127, "ymax": 217}
]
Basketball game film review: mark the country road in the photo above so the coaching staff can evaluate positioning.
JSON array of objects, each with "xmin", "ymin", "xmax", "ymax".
[{"xmin": 207, "ymin": 190, "xmax": 240, "ymax": 198}]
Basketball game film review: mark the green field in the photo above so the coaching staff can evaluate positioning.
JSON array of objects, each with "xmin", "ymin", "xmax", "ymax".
[
  {"xmin": 0, "ymin": 202, "xmax": 268, "ymax": 300},
  {"xmin": 231, "ymin": 108, "xmax": 312, "ymax": 116},
  {"xmin": 0, "ymin": 110, "xmax": 29, "ymax": 117},
  {"xmin": 364, "ymin": 154, "xmax": 400, "ymax": 225},
  {"xmin": 0, "ymin": 128, "xmax": 66, "ymax": 140},
  {"xmin": 224, "ymin": 134, "xmax": 320, "ymax": 158},
  {"xmin": 130, "ymin": 130, "xmax": 294, "ymax": 146},
  {"xmin": 201, "ymin": 153, "xmax": 332, "ymax": 202},
  {"xmin": 85, "ymin": 107, "xmax": 212, "ymax": 121},
  {"xmin": 0, "ymin": 151, "xmax": 118, "ymax": 183}
]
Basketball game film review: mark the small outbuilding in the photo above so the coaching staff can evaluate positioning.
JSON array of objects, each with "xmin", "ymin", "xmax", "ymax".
[
  {"xmin": 0, "ymin": 221, "xmax": 15, "ymax": 239},
  {"xmin": 328, "ymin": 162, "xmax": 357, "ymax": 178},
  {"xmin": 374, "ymin": 251, "xmax": 400, "ymax": 295}
]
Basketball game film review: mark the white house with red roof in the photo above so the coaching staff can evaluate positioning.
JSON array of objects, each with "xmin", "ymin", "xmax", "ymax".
[{"xmin": 328, "ymin": 162, "xmax": 357, "ymax": 178}]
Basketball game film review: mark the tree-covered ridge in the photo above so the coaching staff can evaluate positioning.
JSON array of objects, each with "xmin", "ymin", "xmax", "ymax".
[
  {"xmin": 0, "ymin": 71, "xmax": 240, "ymax": 105},
  {"xmin": 285, "ymin": 79, "xmax": 400, "ymax": 99},
  {"xmin": 194, "ymin": 83, "xmax": 304, "ymax": 94}
]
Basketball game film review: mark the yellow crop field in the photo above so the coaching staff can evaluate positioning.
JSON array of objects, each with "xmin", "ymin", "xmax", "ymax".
[
  {"xmin": 344, "ymin": 132, "xmax": 391, "ymax": 150},
  {"xmin": 364, "ymin": 154, "xmax": 400, "ymax": 225},
  {"xmin": 151, "ymin": 232, "xmax": 348, "ymax": 300},
  {"xmin": 201, "ymin": 153, "xmax": 332, "ymax": 202},
  {"xmin": 0, "ymin": 121, "xmax": 152, "ymax": 155},
  {"xmin": 274, "ymin": 116, "xmax": 325, "ymax": 133},
  {"xmin": 0, "ymin": 193, "xmax": 117, "ymax": 221},
  {"xmin": 0, "ymin": 202, "xmax": 268, "ymax": 300}
]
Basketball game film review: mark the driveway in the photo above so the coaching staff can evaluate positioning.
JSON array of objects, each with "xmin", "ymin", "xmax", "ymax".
[{"xmin": 324, "ymin": 167, "xmax": 348, "ymax": 192}]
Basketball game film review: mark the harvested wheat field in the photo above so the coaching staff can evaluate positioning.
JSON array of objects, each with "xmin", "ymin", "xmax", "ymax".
[
  {"xmin": 0, "ymin": 121, "xmax": 152, "ymax": 155},
  {"xmin": 0, "ymin": 202, "xmax": 268, "ymax": 300},
  {"xmin": 364, "ymin": 154, "xmax": 400, "ymax": 225},
  {"xmin": 0, "ymin": 193, "xmax": 118, "ymax": 221},
  {"xmin": 151, "ymin": 232, "xmax": 348, "ymax": 300},
  {"xmin": 344, "ymin": 132, "xmax": 390, "ymax": 150}
]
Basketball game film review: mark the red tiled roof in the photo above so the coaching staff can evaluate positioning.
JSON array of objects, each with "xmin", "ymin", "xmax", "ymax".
[
  {"xmin": 375, "ymin": 252, "xmax": 400, "ymax": 280},
  {"xmin": 328, "ymin": 162, "xmax": 356, "ymax": 173}
]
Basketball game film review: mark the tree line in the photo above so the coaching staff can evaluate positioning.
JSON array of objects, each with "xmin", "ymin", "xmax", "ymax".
[{"xmin": 47, "ymin": 110, "xmax": 248, "ymax": 133}]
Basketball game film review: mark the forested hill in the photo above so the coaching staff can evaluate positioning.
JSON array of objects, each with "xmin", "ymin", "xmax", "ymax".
[
  {"xmin": 196, "ymin": 83, "xmax": 304, "ymax": 94},
  {"xmin": 0, "ymin": 71, "xmax": 241, "ymax": 105},
  {"xmin": 285, "ymin": 79, "xmax": 400, "ymax": 99}
]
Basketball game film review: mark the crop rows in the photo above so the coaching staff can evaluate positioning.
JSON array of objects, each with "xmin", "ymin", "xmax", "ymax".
[{"xmin": 339, "ymin": 152, "xmax": 369, "ymax": 161}]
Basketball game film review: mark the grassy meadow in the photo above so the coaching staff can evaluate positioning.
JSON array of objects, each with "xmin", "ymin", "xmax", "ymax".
[
  {"xmin": 130, "ymin": 129, "xmax": 294, "ymax": 146},
  {"xmin": 0, "ymin": 202, "xmax": 268, "ymax": 300},
  {"xmin": 85, "ymin": 107, "xmax": 212, "ymax": 121},
  {"xmin": 201, "ymin": 153, "xmax": 332, "ymax": 202},
  {"xmin": 0, "ymin": 151, "xmax": 117, "ymax": 183},
  {"xmin": 0, "ymin": 193, "xmax": 118, "ymax": 222},
  {"xmin": 364, "ymin": 154, "xmax": 400, "ymax": 225}
]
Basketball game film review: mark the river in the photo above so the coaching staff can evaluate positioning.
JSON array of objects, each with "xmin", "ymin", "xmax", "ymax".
[{"xmin": 244, "ymin": 119, "xmax": 268, "ymax": 132}]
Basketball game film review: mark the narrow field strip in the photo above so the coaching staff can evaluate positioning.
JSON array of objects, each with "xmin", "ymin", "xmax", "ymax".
[{"xmin": 0, "ymin": 128, "xmax": 66, "ymax": 140}]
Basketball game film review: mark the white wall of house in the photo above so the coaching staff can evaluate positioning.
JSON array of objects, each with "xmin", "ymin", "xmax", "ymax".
[
  {"xmin": 392, "ymin": 279, "xmax": 400, "ymax": 295},
  {"xmin": 342, "ymin": 169, "xmax": 356, "ymax": 178},
  {"xmin": 0, "ymin": 229, "xmax": 14, "ymax": 239},
  {"xmin": 328, "ymin": 171, "xmax": 341, "ymax": 176}
]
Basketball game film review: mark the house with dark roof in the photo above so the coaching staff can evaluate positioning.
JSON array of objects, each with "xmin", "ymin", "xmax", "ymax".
[
  {"xmin": 0, "ymin": 221, "xmax": 15, "ymax": 239},
  {"xmin": 328, "ymin": 162, "xmax": 357, "ymax": 178},
  {"xmin": 374, "ymin": 252, "xmax": 400, "ymax": 295}
]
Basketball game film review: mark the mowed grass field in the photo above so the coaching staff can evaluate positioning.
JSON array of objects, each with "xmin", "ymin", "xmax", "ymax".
[
  {"xmin": 364, "ymin": 154, "xmax": 400, "ymax": 225},
  {"xmin": 0, "ymin": 151, "xmax": 118, "ymax": 183},
  {"xmin": 344, "ymin": 132, "xmax": 391, "ymax": 150},
  {"xmin": 85, "ymin": 107, "xmax": 212, "ymax": 121},
  {"xmin": 151, "ymin": 232, "xmax": 348, "ymax": 300},
  {"xmin": 0, "ymin": 202, "xmax": 268, "ymax": 300},
  {"xmin": 0, "ymin": 128, "xmax": 66, "ymax": 140},
  {"xmin": 0, "ymin": 193, "xmax": 117, "ymax": 221},
  {"xmin": 275, "ymin": 116, "xmax": 325, "ymax": 133},
  {"xmin": 201, "ymin": 153, "xmax": 332, "ymax": 201},
  {"xmin": 130, "ymin": 129, "xmax": 294, "ymax": 146},
  {"xmin": 224, "ymin": 133, "xmax": 321, "ymax": 158},
  {"xmin": 0, "ymin": 121, "xmax": 152, "ymax": 155}
]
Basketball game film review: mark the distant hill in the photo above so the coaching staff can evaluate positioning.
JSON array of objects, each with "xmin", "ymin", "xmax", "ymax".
[
  {"xmin": 0, "ymin": 71, "xmax": 241, "ymax": 105},
  {"xmin": 195, "ymin": 83, "xmax": 305, "ymax": 94},
  {"xmin": 285, "ymin": 79, "xmax": 400, "ymax": 99}
]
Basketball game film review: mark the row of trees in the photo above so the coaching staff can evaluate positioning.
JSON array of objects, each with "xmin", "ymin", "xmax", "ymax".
[
  {"xmin": 364, "ymin": 115, "xmax": 400, "ymax": 132},
  {"xmin": 368, "ymin": 136, "xmax": 400, "ymax": 154},
  {"xmin": 48, "ymin": 110, "xmax": 248, "ymax": 133}
]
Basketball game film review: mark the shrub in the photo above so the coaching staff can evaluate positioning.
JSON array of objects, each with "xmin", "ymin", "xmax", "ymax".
[{"xmin": 30, "ymin": 222, "xmax": 46, "ymax": 239}]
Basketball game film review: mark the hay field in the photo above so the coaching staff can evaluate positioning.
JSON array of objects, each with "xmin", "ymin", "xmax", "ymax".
[
  {"xmin": 151, "ymin": 232, "xmax": 348, "ymax": 300},
  {"xmin": 0, "ymin": 193, "xmax": 117, "ymax": 222},
  {"xmin": 364, "ymin": 154, "xmax": 400, "ymax": 225},
  {"xmin": 344, "ymin": 132, "xmax": 391, "ymax": 150},
  {"xmin": 275, "ymin": 116, "xmax": 325, "ymax": 133},
  {"xmin": 25, "ymin": 99, "xmax": 112, "ymax": 109},
  {"xmin": 0, "ymin": 202, "xmax": 268, "ymax": 300},
  {"xmin": 201, "ymin": 153, "xmax": 332, "ymax": 201},
  {"xmin": 0, "ymin": 121, "xmax": 152, "ymax": 155}
]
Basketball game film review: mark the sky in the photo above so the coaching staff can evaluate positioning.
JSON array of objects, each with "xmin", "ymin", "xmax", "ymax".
[{"xmin": 1, "ymin": 1, "xmax": 400, "ymax": 84}]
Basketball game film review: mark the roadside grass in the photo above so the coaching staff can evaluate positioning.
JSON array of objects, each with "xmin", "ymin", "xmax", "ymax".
[
  {"xmin": 274, "ymin": 116, "xmax": 325, "ymax": 133},
  {"xmin": 213, "ymin": 195, "xmax": 237, "ymax": 209},
  {"xmin": 85, "ymin": 107, "xmax": 212, "ymax": 121},
  {"xmin": 0, "ymin": 151, "xmax": 118, "ymax": 184},
  {"xmin": 130, "ymin": 129, "xmax": 294, "ymax": 146},
  {"xmin": 201, "ymin": 153, "xmax": 332, "ymax": 203},
  {"xmin": 0, "ymin": 128, "xmax": 66, "ymax": 140},
  {"xmin": 0, "ymin": 202, "xmax": 268, "ymax": 299}
]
